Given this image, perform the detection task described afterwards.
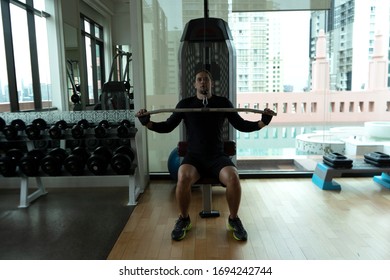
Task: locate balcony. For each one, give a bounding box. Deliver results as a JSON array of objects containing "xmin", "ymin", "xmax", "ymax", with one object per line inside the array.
[{"xmin": 237, "ymin": 89, "xmax": 390, "ymax": 124}]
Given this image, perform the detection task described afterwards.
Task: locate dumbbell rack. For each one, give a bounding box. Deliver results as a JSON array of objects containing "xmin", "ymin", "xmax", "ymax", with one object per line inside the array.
[{"xmin": 0, "ymin": 110, "xmax": 142, "ymax": 208}]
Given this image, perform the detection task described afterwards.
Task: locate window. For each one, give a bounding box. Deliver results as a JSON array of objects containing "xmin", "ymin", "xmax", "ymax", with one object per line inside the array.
[
  {"xmin": 140, "ymin": 1, "xmax": 390, "ymax": 175},
  {"xmin": 0, "ymin": 0, "xmax": 51, "ymax": 112},
  {"xmin": 80, "ymin": 14, "xmax": 105, "ymax": 105}
]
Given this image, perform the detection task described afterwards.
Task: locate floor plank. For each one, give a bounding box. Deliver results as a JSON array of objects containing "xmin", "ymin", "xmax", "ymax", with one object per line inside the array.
[{"xmin": 108, "ymin": 177, "xmax": 390, "ymax": 260}]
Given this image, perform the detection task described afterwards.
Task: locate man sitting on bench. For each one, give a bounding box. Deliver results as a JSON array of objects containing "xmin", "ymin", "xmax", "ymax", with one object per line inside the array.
[{"xmin": 136, "ymin": 69, "xmax": 274, "ymax": 241}]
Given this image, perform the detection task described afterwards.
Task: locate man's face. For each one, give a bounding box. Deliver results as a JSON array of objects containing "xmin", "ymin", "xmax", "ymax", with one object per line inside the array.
[{"xmin": 194, "ymin": 72, "xmax": 212, "ymax": 94}]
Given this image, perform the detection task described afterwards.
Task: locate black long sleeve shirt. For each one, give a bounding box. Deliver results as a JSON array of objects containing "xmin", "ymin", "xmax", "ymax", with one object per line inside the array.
[{"xmin": 150, "ymin": 95, "xmax": 261, "ymax": 156}]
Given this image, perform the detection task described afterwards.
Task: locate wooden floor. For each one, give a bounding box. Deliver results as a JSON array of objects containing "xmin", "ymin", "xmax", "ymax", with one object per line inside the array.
[{"xmin": 108, "ymin": 177, "xmax": 390, "ymax": 260}]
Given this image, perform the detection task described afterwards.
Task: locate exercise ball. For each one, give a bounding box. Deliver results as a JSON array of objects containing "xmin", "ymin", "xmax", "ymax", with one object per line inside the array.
[{"xmin": 167, "ymin": 147, "xmax": 181, "ymax": 180}]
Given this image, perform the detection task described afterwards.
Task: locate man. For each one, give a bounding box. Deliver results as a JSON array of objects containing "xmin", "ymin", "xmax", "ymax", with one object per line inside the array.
[{"xmin": 136, "ymin": 70, "xmax": 274, "ymax": 241}]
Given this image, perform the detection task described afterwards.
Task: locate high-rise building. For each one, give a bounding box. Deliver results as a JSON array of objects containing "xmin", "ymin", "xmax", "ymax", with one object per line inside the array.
[
  {"xmin": 229, "ymin": 12, "xmax": 283, "ymax": 93},
  {"xmin": 143, "ymin": 0, "xmax": 169, "ymax": 95},
  {"xmin": 309, "ymin": 0, "xmax": 390, "ymax": 91}
]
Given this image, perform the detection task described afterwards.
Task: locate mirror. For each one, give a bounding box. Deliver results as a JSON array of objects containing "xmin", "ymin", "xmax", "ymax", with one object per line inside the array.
[{"xmin": 94, "ymin": 45, "xmax": 134, "ymax": 111}]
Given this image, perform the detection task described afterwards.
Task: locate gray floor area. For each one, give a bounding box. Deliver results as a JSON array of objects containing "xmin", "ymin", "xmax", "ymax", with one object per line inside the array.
[{"xmin": 0, "ymin": 187, "xmax": 134, "ymax": 260}]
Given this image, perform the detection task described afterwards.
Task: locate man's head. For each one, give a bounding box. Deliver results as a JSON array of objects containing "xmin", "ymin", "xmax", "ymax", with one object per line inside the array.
[{"xmin": 194, "ymin": 69, "xmax": 213, "ymax": 97}]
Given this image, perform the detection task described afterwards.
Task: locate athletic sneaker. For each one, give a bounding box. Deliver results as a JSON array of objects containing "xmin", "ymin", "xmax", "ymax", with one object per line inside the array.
[
  {"xmin": 171, "ymin": 215, "xmax": 192, "ymax": 241},
  {"xmin": 227, "ymin": 216, "xmax": 248, "ymax": 241}
]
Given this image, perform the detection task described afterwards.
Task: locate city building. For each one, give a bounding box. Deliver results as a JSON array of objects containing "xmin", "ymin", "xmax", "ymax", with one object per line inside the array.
[{"xmin": 309, "ymin": 0, "xmax": 390, "ymax": 91}]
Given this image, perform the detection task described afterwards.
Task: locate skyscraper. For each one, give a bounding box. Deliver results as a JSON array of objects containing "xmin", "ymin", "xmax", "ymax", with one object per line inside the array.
[{"xmin": 309, "ymin": 0, "xmax": 390, "ymax": 91}]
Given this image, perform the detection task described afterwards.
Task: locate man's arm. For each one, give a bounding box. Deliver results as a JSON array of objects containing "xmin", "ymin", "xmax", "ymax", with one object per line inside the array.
[{"xmin": 136, "ymin": 109, "xmax": 183, "ymax": 133}]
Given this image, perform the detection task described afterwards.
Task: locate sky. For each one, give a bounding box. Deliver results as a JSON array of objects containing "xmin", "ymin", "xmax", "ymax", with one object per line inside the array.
[{"xmin": 278, "ymin": 12, "xmax": 311, "ymax": 90}]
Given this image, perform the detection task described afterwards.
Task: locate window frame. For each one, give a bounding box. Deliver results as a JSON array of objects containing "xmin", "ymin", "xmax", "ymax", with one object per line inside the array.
[
  {"xmin": 0, "ymin": 0, "xmax": 50, "ymax": 112},
  {"xmin": 80, "ymin": 13, "xmax": 105, "ymax": 106}
]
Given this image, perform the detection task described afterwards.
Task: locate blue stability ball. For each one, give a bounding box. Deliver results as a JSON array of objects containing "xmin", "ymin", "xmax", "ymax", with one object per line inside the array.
[{"xmin": 168, "ymin": 147, "xmax": 181, "ymax": 180}]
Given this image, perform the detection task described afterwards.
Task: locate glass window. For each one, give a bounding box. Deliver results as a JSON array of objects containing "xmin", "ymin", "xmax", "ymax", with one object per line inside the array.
[
  {"xmin": 0, "ymin": 3, "xmax": 10, "ymax": 111},
  {"xmin": 84, "ymin": 36, "xmax": 94, "ymax": 102},
  {"xmin": 80, "ymin": 14, "xmax": 105, "ymax": 105},
  {"xmin": 140, "ymin": 0, "xmax": 390, "ymax": 175},
  {"xmin": 35, "ymin": 14, "xmax": 51, "ymax": 104},
  {"xmin": 10, "ymin": 5, "xmax": 33, "ymax": 104},
  {"xmin": 0, "ymin": 0, "xmax": 51, "ymax": 112}
]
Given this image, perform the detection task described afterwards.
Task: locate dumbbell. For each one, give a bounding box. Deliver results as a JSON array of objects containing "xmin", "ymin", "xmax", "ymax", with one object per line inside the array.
[
  {"xmin": 85, "ymin": 138, "xmax": 100, "ymax": 150},
  {"xmin": 0, "ymin": 155, "xmax": 17, "ymax": 177},
  {"xmin": 71, "ymin": 92, "xmax": 81, "ymax": 104},
  {"xmin": 87, "ymin": 146, "xmax": 112, "ymax": 175},
  {"xmin": 63, "ymin": 146, "xmax": 90, "ymax": 175},
  {"xmin": 40, "ymin": 147, "xmax": 69, "ymax": 176},
  {"xmin": 110, "ymin": 145, "xmax": 135, "ymax": 175},
  {"xmin": 71, "ymin": 119, "xmax": 90, "ymax": 139},
  {"xmin": 49, "ymin": 120, "xmax": 68, "ymax": 139},
  {"xmin": 94, "ymin": 120, "xmax": 111, "ymax": 138},
  {"xmin": 25, "ymin": 118, "xmax": 47, "ymax": 140},
  {"xmin": 117, "ymin": 119, "xmax": 133, "ymax": 138},
  {"xmin": 6, "ymin": 148, "xmax": 24, "ymax": 163},
  {"xmin": 0, "ymin": 149, "xmax": 23, "ymax": 176},
  {"xmin": 2, "ymin": 119, "xmax": 26, "ymax": 140},
  {"xmin": 19, "ymin": 149, "xmax": 46, "ymax": 177}
]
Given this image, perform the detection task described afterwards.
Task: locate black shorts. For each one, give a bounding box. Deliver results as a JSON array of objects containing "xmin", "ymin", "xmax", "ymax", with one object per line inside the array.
[{"xmin": 181, "ymin": 153, "xmax": 235, "ymax": 179}]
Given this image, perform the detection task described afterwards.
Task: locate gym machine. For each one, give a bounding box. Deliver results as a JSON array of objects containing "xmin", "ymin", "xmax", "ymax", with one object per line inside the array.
[{"xmin": 179, "ymin": 1, "xmax": 235, "ymax": 218}]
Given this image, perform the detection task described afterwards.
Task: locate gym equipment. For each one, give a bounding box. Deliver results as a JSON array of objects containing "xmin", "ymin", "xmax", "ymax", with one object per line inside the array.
[
  {"xmin": 41, "ymin": 147, "xmax": 69, "ymax": 176},
  {"xmin": 1, "ymin": 149, "xmax": 23, "ymax": 176},
  {"xmin": 25, "ymin": 124, "xmax": 41, "ymax": 140},
  {"xmin": 117, "ymin": 119, "xmax": 133, "ymax": 138},
  {"xmin": 0, "ymin": 155, "xmax": 18, "ymax": 176},
  {"xmin": 19, "ymin": 149, "xmax": 46, "ymax": 177},
  {"xmin": 32, "ymin": 118, "xmax": 47, "ymax": 131},
  {"xmin": 6, "ymin": 148, "xmax": 24, "ymax": 160},
  {"xmin": 138, "ymin": 107, "xmax": 277, "ymax": 117},
  {"xmin": 67, "ymin": 59, "xmax": 82, "ymax": 109},
  {"xmin": 49, "ymin": 120, "xmax": 68, "ymax": 139},
  {"xmin": 11, "ymin": 119, "xmax": 26, "ymax": 130},
  {"xmin": 70, "ymin": 93, "xmax": 81, "ymax": 104},
  {"xmin": 167, "ymin": 147, "xmax": 181, "ymax": 180},
  {"xmin": 87, "ymin": 146, "xmax": 112, "ymax": 175},
  {"xmin": 71, "ymin": 119, "xmax": 90, "ymax": 139},
  {"xmin": 25, "ymin": 119, "xmax": 47, "ymax": 140},
  {"xmin": 98, "ymin": 50, "xmax": 133, "ymax": 110},
  {"xmin": 312, "ymin": 159, "xmax": 390, "ymax": 191},
  {"xmin": 110, "ymin": 145, "xmax": 135, "ymax": 175},
  {"xmin": 67, "ymin": 139, "xmax": 82, "ymax": 150},
  {"xmin": 2, "ymin": 125, "xmax": 18, "ymax": 140},
  {"xmin": 171, "ymin": 9, "xmax": 240, "ymax": 218},
  {"xmin": 180, "ymin": 7, "xmax": 237, "ymax": 142},
  {"xmin": 364, "ymin": 152, "xmax": 390, "ymax": 167},
  {"xmin": 85, "ymin": 138, "xmax": 100, "ymax": 150},
  {"xmin": 64, "ymin": 146, "xmax": 90, "ymax": 175},
  {"xmin": 2, "ymin": 119, "xmax": 26, "ymax": 140},
  {"xmin": 177, "ymin": 140, "xmax": 236, "ymax": 218},
  {"xmin": 101, "ymin": 138, "xmax": 119, "ymax": 151},
  {"xmin": 72, "ymin": 146, "xmax": 91, "ymax": 162},
  {"xmin": 94, "ymin": 120, "xmax": 110, "ymax": 138},
  {"xmin": 323, "ymin": 152, "xmax": 353, "ymax": 168}
]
